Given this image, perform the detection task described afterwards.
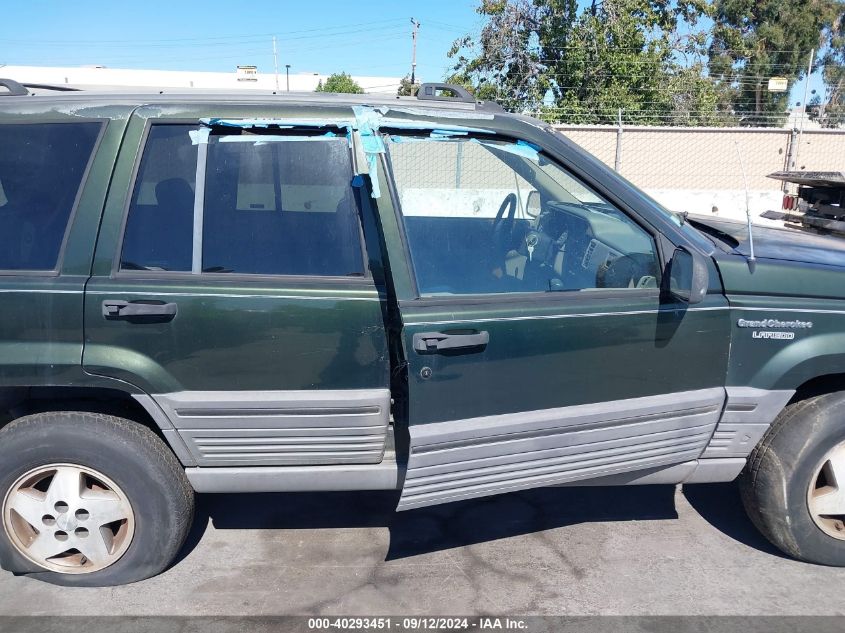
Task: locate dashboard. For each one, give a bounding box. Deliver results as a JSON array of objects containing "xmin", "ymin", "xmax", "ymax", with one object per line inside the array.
[{"xmin": 531, "ymin": 201, "xmax": 659, "ymax": 289}]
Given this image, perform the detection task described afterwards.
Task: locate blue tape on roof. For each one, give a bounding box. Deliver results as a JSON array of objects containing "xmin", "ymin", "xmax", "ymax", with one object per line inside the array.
[
  {"xmin": 195, "ymin": 109, "xmax": 507, "ymax": 198},
  {"xmin": 353, "ymin": 106, "xmax": 387, "ymax": 199},
  {"xmin": 387, "ymin": 133, "xmax": 469, "ymax": 144},
  {"xmin": 200, "ymin": 117, "xmax": 353, "ymax": 129},
  {"xmin": 431, "ymin": 129, "xmax": 469, "ymax": 138},
  {"xmin": 387, "ymin": 135, "xmax": 438, "ymax": 143},
  {"xmin": 215, "ymin": 131, "xmax": 340, "ymax": 144},
  {"xmin": 365, "ymin": 153, "xmax": 381, "ymax": 198},
  {"xmin": 518, "ymin": 139, "xmax": 541, "ymax": 152},
  {"xmin": 480, "ymin": 139, "xmax": 541, "ymax": 162},
  {"xmin": 351, "ymin": 106, "xmax": 381, "ymax": 134},
  {"xmin": 380, "ymin": 118, "xmax": 494, "ymax": 135},
  {"xmin": 188, "ymin": 128, "xmax": 211, "ymax": 145},
  {"xmin": 386, "ymin": 135, "xmax": 541, "ymax": 163}
]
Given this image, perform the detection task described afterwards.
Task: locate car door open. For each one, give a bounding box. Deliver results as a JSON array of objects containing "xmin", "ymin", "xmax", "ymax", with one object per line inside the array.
[{"xmin": 382, "ymin": 133, "xmax": 732, "ymax": 510}]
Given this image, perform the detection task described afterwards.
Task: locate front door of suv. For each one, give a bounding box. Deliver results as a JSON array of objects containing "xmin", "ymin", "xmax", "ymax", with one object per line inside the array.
[
  {"xmin": 382, "ymin": 134, "xmax": 731, "ymax": 510},
  {"xmin": 84, "ymin": 108, "xmax": 391, "ymax": 468}
]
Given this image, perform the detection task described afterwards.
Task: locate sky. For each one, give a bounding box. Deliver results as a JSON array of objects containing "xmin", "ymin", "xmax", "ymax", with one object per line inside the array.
[
  {"xmin": 0, "ymin": 0, "xmax": 481, "ymax": 82},
  {"xmin": 0, "ymin": 0, "xmax": 823, "ymax": 105}
]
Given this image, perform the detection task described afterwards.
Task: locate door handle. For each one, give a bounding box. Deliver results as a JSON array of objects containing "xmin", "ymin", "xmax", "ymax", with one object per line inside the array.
[
  {"xmin": 102, "ymin": 300, "xmax": 177, "ymax": 320},
  {"xmin": 413, "ymin": 330, "xmax": 489, "ymax": 353}
]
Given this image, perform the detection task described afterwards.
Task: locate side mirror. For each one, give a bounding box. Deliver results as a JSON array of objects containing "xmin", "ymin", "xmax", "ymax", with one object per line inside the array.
[
  {"xmin": 667, "ymin": 246, "xmax": 708, "ymax": 304},
  {"xmin": 526, "ymin": 190, "xmax": 541, "ymax": 218}
]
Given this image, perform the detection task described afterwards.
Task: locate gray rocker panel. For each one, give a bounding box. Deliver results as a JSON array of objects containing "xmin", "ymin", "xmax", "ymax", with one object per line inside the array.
[
  {"xmin": 397, "ymin": 387, "xmax": 726, "ymax": 510},
  {"xmin": 151, "ymin": 388, "xmax": 392, "ymax": 466},
  {"xmin": 556, "ymin": 456, "xmax": 746, "ymax": 486},
  {"xmin": 701, "ymin": 387, "xmax": 794, "ymax": 458},
  {"xmin": 186, "ymin": 453, "xmax": 403, "ymax": 492},
  {"xmin": 182, "ymin": 456, "xmax": 747, "ymax": 494}
]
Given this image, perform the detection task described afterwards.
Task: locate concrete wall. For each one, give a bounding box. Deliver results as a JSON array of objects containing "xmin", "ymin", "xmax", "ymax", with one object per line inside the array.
[{"xmin": 554, "ymin": 124, "xmax": 845, "ymax": 225}]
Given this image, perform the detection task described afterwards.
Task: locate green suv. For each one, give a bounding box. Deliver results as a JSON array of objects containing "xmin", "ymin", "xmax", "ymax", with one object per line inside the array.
[{"xmin": 1, "ymin": 78, "xmax": 845, "ymax": 586}]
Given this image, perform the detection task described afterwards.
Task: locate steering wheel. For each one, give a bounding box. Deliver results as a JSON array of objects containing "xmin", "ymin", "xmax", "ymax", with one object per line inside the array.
[
  {"xmin": 597, "ymin": 254, "xmax": 640, "ymax": 288},
  {"xmin": 491, "ymin": 193, "xmax": 518, "ymax": 257}
]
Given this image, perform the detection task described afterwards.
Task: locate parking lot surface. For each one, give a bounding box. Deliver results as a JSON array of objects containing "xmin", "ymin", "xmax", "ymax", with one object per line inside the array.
[{"xmin": 1, "ymin": 483, "xmax": 844, "ymax": 616}]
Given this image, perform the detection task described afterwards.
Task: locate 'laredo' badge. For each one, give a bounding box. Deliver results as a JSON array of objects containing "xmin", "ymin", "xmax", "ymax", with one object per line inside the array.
[{"xmin": 752, "ymin": 331, "xmax": 795, "ymax": 340}]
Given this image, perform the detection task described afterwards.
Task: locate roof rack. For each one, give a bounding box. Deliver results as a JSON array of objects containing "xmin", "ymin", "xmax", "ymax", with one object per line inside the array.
[
  {"xmin": 415, "ymin": 82, "xmax": 503, "ymax": 113},
  {"xmin": 0, "ymin": 79, "xmax": 28, "ymax": 96},
  {"xmin": 416, "ymin": 83, "xmax": 475, "ymax": 103}
]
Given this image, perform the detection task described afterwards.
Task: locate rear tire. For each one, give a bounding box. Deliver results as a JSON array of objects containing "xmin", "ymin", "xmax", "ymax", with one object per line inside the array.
[
  {"xmin": 740, "ymin": 392, "xmax": 845, "ymax": 566},
  {"xmin": 0, "ymin": 411, "xmax": 194, "ymax": 586}
]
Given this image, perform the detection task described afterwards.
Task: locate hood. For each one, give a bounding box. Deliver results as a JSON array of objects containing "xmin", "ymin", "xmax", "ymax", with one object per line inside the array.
[{"xmin": 688, "ymin": 214, "xmax": 845, "ymax": 268}]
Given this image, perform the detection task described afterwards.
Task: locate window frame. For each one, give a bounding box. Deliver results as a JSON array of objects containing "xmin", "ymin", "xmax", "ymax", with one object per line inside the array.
[
  {"xmin": 0, "ymin": 119, "xmax": 107, "ymax": 277},
  {"xmin": 382, "ymin": 131, "xmax": 668, "ymax": 304},
  {"xmin": 113, "ymin": 120, "xmax": 372, "ymax": 284}
]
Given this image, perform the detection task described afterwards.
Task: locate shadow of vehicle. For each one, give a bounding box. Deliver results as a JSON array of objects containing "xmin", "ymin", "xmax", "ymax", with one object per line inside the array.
[
  {"xmin": 682, "ymin": 481, "xmax": 787, "ymax": 559},
  {"xmin": 176, "ymin": 485, "xmax": 682, "ymax": 564}
]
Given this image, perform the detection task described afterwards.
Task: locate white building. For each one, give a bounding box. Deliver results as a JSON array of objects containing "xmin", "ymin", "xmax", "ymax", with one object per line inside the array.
[{"xmin": 0, "ymin": 65, "xmax": 402, "ymax": 94}]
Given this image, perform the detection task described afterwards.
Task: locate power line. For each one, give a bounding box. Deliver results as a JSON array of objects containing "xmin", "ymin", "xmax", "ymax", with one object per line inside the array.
[
  {"xmin": 0, "ymin": 18, "xmax": 412, "ymax": 46},
  {"xmin": 8, "ymin": 33, "xmax": 413, "ymax": 66},
  {"xmin": 1, "ymin": 28, "xmax": 413, "ymax": 51}
]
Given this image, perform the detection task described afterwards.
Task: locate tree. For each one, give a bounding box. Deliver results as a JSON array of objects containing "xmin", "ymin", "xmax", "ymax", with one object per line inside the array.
[
  {"xmin": 708, "ymin": 0, "xmax": 839, "ymax": 126},
  {"xmin": 315, "ymin": 72, "xmax": 364, "ymax": 94},
  {"xmin": 446, "ymin": 0, "xmax": 549, "ymax": 112},
  {"xmin": 814, "ymin": 8, "xmax": 845, "ymax": 127},
  {"xmin": 540, "ymin": 0, "xmax": 689, "ymax": 124},
  {"xmin": 449, "ymin": 0, "xmax": 845, "ymax": 126},
  {"xmin": 447, "ymin": 0, "xmax": 725, "ymax": 124},
  {"xmin": 397, "ymin": 75, "xmax": 420, "ymax": 96}
]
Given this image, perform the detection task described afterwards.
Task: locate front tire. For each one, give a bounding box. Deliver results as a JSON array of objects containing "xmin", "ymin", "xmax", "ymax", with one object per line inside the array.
[
  {"xmin": 740, "ymin": 392, "xmax": 845, "ymax": 566},
  {"xmin": 0, "ymin": 411, "xmax": 194, "ymax": 586}
]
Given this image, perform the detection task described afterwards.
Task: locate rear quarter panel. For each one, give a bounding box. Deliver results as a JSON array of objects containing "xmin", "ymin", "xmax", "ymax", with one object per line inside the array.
[{"xmin": 0, "ymin": 102, "xmax": 133, "ymax": 388}]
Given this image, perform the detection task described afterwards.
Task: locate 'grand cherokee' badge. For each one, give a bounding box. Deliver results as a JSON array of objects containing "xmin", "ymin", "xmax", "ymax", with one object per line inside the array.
[
  {"xmin": 737, "ymin": 318, "xmax": 813, "ymax": 329},
  {"xmin": 737, "ymin": 317, "xmax": 813, "ymax": 341}
]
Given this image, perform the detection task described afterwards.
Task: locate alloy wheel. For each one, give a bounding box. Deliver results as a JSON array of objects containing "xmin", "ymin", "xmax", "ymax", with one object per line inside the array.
[
  {"xmin": 2, "ymin": 464, "xmax": 135, "ymax": 573},
  {"xmin": 808, "ymin": 443, "xmax": 845, "ymax": 540}
]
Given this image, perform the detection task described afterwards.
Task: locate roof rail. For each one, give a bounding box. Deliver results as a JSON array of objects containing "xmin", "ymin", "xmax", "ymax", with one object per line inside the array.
[
  {"xmin": 0, "ymin": 79, "xmax": 28, "ymax": 96},
  {"xmin": 416, "ymin": 83, "xmax": 475, "ymax": 104},
  {"xmin": 23, "ymin": 83, "xmax": 81, "ymax": 92}
]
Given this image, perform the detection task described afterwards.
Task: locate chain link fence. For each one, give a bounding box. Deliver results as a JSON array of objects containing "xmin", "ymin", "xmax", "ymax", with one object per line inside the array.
[
  {"xmin": 385, "ymin": 126, "xmax": 845, "ymax": 225},
  {"xmin": 554, "ymin": 125, "xmax": 845, "ymax": 223}
]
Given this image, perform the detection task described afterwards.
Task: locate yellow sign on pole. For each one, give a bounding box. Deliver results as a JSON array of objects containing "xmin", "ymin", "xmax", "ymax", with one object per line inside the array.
[{"xmin": 768, "ymin": 77, "xmax": 789, "ymax": 92}]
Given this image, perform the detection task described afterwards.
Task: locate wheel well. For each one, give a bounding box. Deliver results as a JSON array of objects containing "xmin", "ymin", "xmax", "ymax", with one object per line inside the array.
[
  {"xmin": 0, "ymin": 386, "xmax": 166, "ymax": 441},
  {"xmin": 791, "ymin": 373, "xmax": 845, "ymax": 404}
]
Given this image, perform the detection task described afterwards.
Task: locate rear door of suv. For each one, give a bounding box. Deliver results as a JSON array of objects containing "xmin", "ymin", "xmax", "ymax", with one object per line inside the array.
[{"xmin": 83, "ymin": 105, "xmax": 391, "ymax": 468}]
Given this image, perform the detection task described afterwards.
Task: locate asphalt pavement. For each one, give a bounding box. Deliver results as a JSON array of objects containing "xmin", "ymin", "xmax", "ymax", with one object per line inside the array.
[{"xmin": 1, "ymin": 482, "xmax": 844, "ymax": 616}]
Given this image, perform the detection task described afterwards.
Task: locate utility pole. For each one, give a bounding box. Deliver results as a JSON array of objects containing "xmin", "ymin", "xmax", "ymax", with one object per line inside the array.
[
  {"xmin": 793, "ymin": 47, "xmax": 815, "ymax": 171},
  {"xmin": 410, "ymin": 18, "xmax": 420, "ymax": 85},
  {"xmin": 272, "ymin": 36, "xmax": 280, "ymax": 91},
  {"xmin": 285, "ymin": 64, "xmax": 291, "ymax": 92}
]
